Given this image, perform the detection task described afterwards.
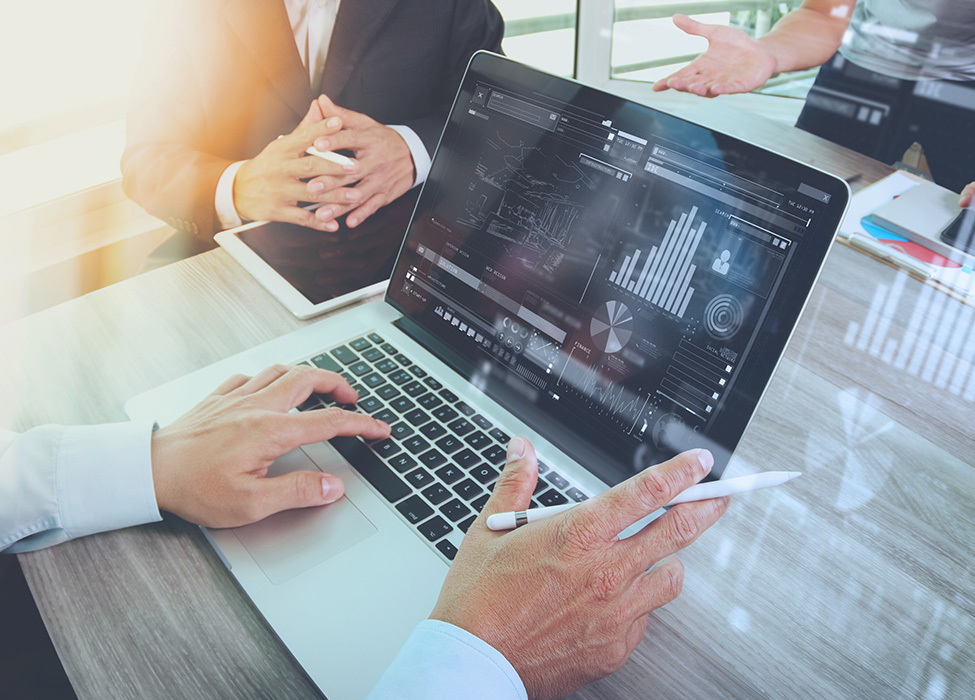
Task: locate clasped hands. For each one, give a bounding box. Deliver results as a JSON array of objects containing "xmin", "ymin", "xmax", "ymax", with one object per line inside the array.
[
  {"xmin": 233, "ymin": 95, "xmax": 416, "ymax": 232},
  {"xmin": 151, "ymin": 363, "xmax": 729, "ymax": 697}
]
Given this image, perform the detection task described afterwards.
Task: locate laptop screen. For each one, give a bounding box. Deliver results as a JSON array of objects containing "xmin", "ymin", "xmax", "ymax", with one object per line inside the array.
[{"xmin": 388, "ymin": 53, "xmax": 848, "ymax": 485}]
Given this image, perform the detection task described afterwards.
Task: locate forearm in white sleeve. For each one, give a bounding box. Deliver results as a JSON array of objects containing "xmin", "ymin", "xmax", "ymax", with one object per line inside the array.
[
  {"xmin": 366, "ymin": 619, "xmax": 527, "ymax": 700},
  {"xmin": 214, "ymin": 160, "xmax": 248, "ymax": 230},
  {"xmin": 0, "ymin": 422, "xmax": 162, "ymax": 553},
  {"xmin": 388, "ymin": 125, "xmax": 432, "ymax": 188}
]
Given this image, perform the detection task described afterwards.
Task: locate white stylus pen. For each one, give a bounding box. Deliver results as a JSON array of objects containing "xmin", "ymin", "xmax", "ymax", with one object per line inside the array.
[{"xmin": 485, "ymin": 471, "xmax": 802, "ymax": 531}]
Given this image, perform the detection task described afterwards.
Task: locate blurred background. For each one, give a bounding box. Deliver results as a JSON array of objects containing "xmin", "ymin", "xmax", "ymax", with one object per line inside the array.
[{"xmin": 0, "ymin": 0, "xmax": 810, "ymax": 324}]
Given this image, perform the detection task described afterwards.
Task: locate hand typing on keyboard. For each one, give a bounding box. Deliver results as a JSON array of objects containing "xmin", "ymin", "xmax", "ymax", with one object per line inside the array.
[
  {"xmin": 429, "ymin": 437, "xmax": 730, "ymax": 700},
  {"xmin": 150, "ymin": 364, "xmax": 390, "ymax": 528}
]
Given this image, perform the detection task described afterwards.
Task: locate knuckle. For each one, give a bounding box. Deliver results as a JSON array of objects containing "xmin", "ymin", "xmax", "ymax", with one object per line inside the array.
[
  {"xmin": 588, "ymin": 563, "xmax": 627, "ymax": 603},
  {"xmin": 634, "ymin": 469, "xmax": 674, "ymax": 507},
  {"xmin": 667, "ymin": 506, "xmax": 702, "ymax": 548},
  {"xmin": 660, "ymin": 560, "xmax": 685, "ymax": 601},
  {"xmin": 552, "ymin": 515, "xmax": 601, "ymax": 559}
]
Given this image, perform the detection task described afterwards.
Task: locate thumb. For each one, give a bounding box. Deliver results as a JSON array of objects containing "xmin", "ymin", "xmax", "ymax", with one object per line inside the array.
[
  {"xmin": 298, "ymin": 99, "xmax": 325, "ymax": 128},
  {"xmin": 483, "ymin": 437, "xmax": 538, "ymax": 515},
  {"xmin": 672, "ymin": 13, "xmax": 714, "ymax": 39},
  {"xmin": 257, "ymin": 470, "xmax": 346, "ymax": 518},
  {"xmin": 959, "ymin": 182, "xmax": 975, "ymax": 208}
]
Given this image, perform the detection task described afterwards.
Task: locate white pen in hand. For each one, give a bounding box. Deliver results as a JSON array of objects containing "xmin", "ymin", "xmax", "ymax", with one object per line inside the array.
[{"xmin": 485, "ymin": 471, "xmax": 802, "ymax": 531}]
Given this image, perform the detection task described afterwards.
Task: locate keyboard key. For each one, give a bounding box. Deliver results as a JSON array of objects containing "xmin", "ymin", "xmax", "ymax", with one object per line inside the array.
[
  {"xmin": 439, "ymin": 388, "xmax": 459, "ymax": 403},
  {"xmin": 471, "ymin": 494, "xmax": 490, "ymax": 512},
  {"xmin": 373, "ymin": 439, "xmax": 401, "ymax": 459},
  {"xmin": 464, "ymin": 431, "xmax": 491, "ymax": 450},
  {"xmin": 388, "ymin": 453, "xmax": 418, "ymax": 473},
  {"xmin": 404, "ymin": 408, "xmax": 430, "ymax": 426},
  {"xmin": 547, "ymin": 471, "xmax": 570, "ymax": 490},
  {"xmin": 434, "ymin": 464, "xmax": 464, "ymax": 484},
  {"xmin": 455, "ymin": 401, "xmax": 476, "ymax": 416},
  {"xmin": 567, "ymin": 487, "xmax": 589, "ymax": 502},
  {"xmin": 368, "ymin": 332, "xmax": 385, "ymax": 344},
  {"xmin": 362, "ymin": 372, "xmax": 386, "ymax": 388},
  {"xmin": 389, "ymin": 396, "xmax": 416, "ymax": 414},
  {"xmin": 422, "ymin": 483, "xmax": 451, "ymax": 505},
  {"xmin": 376, "ymin": 384, "xmax": 400, "ymax": 401},
  {"xmin": 374, "ymin": 408, "xmax": 398, "ymax": 425},
  {"xmin": 419, "ymin": 449, "xmax": 448, "ymax": 469},
  {"xmin": 447, "ymin": 418, "xmax": 474, "ymax": 436},
  {"xmin": 390, "ymin": 422, "xmax": 415, "ymax": 440},
  {"xmin": 439, "ymin": 499, "xmax": 472, "ymax": 522},
  {"xmin": 396, "ymin": 495, "xmax": 433, "ymax": 524},
  {"xmin": 404, "ymin": 467, "xmax": 435, "ymax": 488},
  {"xmin": 408, "ymin": 365, "xmax": 427, "ymax": 378},
  {"xmin": 376, "ymin": 359, "xmax": 398, "ymax": 374},
  {"xmin": 340, "ymin": 372, "xmax": 356, "ymax": 385},
  {"xmin": 403, "ymin": 436, "xmax": 431, "ymax": 455},
  {"xmin": 470, "ymin": 464, "xmax": 498, "ymax": 484},
  {"xmin": 488, "ymin": 428, "xmax": 510, "ymax": 444},
  {"xmin": 389, "ymin": 369, "xmax": 412, "ymax": 385},
  {"xmin": 418, "ymin": 516, "xmax": 451, "ymax": 542},
  {"xmin": 417, "ymin": 392, "xmax": 443, "ymax": 410},
  {"xmin": 532, "ymin": 478, "xmax": 549, "ymax": 495},
  {"xmin": 349, "ymin": 361, "xmax": 371, "ymax": 377},
  {"xmin": 453, "ymin": 448, "xmax": 480, "ymax": 469},
  {"xmin": 420, "ymin": 422, "xmax": 447, "ymax": 440},
  {"xmin": 452, "ymin": 479, "xmax": 482, "ymax": 502},
  {"xmin": 433, "ymin": 406, "xmax": 459, "ymax": 423},
  {"xmin": 380, "ymin": 343, "xmax": 398, "ymax": 355},
  {"xmin": 311, "ymin": 353, "xmax": 342, "ymax": 372},
  {"xmin": 481, "ymin": 444, "xmax": 506, "ymax": 465},
  {"xmin": 435, "ymin": 539, "xmax": 458, "ymax": 561},
  {"xmin": 350, "ymin": 337, "xmax": 372, "ymax": 351},
  {"xmin": 402, "ymin": 381, "xmax": 426, "ymax": 397},
  {"xmin": 331, "ymin": 346, "xmax": 358, "ymax": 365},
  {"xmin": 362, "ymin": 347, "xmax": 384, "ymax": 362},
  {"xmin": 458, "ymin": 515, "xmax": 477, "ymax": 533},
  {"xmin": 423, "ymin": 377, "xmax": 443, "ymax": 391},
  {"xmin": 539, "ymin": 489, "xmax": 569, "ymax": 506},
  {"xmin": 471, "ymin": 414, "xmax": 493, "ymax": 430},
  {"xmin": 394, "ymin": 353, "xmax": 413, "ymax": 366},
  {"xmin": 297, "ymin": 396, "xmax": 322, "ymax": 412},
  {"xmin": 330, "ymin": 436, "xmax": 409, "ymax": 503},
  {"xmin": 434, "ymin": 435, "xmax": 464, "ymax": 454},
  {"xmin": 537, "ymin": 461, "xmax": 550, "ymax": 475},
  {"xmin": 358, "ymin": 396, "xmax": 383, "ymax": 413}
]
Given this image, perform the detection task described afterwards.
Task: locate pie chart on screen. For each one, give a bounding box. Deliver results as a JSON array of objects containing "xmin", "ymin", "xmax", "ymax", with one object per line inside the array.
[{"xmin": 590, "ymin": 300, "xmax": 632, "ymax": 354}]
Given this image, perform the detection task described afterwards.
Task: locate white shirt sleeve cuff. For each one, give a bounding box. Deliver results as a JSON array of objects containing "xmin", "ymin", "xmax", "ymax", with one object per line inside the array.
[
  {"xmin": 58, "ymin": 421, "xmax": 162, "ymax": 540},
  {"xmin": 215, "ymin": 160, "xmax": 247, "ymax": 230},
  {"xmin": 366, "ymin": 619, "xmax": 527, "ymax": 700},
  {"xmin": 388, "ymin": 125, "xmax": 432, "ymax": 188}
]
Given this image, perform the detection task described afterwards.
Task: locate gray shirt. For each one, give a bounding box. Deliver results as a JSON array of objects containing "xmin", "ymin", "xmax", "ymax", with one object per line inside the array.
[{"xmin": 840, "ymin": 0, "xmax": 975, "ymax": 80}]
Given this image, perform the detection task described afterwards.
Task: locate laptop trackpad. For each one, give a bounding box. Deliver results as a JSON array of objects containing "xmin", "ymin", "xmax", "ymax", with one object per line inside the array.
[{"xmin": 231, "ymin": 448, "xmax": 378, "ymax": 585}]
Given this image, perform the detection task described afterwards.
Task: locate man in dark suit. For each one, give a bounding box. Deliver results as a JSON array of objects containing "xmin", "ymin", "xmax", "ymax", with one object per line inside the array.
[{"xmin": 122, "ymin": 0, "xmax": 503, "ymax": 288}]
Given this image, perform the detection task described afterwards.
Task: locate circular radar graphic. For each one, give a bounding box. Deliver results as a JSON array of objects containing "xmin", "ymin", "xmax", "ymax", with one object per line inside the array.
[
  {"xmin": 704, "ymin": 294, "xmax": 744, "ymax": 340},
  {"xmin": 590, "ymin": 300, "xmax": 633, "ymax": 354}
]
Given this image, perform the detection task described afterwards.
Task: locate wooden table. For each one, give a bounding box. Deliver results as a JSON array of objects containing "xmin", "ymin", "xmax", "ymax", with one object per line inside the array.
[{"xmin": 3, "ymin": 102, "xmax": 973, "ymax": 699}]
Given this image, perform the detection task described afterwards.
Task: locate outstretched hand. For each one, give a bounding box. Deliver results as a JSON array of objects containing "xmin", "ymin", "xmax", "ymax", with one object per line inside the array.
[
  {"xmin": 431, "ymin": 437, "xmax": 729, "ymax": 699},
  {"xmin": 652, "ymin": 14, "xmax": 777, "ymax": 97},
  {"xmin": 150, "ymin": 365, "xmax": 391, "ymax": 528}
]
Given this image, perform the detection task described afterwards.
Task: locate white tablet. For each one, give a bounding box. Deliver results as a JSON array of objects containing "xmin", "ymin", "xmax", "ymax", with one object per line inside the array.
[{"xmin": 215, "ymin": 220, "xmax": 388, "ymax": 320}]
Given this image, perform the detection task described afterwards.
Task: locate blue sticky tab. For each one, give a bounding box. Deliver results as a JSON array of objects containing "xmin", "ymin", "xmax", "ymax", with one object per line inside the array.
[{"xmin": 860, "ymin": 217, "xmax": 908, "ymax": 242}]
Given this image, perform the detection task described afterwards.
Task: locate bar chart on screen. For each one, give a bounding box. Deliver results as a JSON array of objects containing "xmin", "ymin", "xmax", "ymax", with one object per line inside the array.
[{"xmin": 609, "ymin": 206, "xmax": 707, "ymax": 318}]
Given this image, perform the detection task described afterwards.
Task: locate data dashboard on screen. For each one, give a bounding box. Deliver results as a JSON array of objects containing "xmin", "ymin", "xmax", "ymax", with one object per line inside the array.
[{"xmin": 389, "ymin": 56, "xmax": 845, "ymax": 484}]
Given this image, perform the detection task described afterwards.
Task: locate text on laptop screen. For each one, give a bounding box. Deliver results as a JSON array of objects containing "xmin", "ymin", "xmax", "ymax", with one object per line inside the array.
[{"xmin": 389, "ymin": 54, "xmax": 847, "ymax": 485}]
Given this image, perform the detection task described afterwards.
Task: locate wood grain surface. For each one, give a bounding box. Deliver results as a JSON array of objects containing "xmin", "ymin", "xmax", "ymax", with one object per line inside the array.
[{"xmin": 3, "ymin": 101, "xmax": 973, "ymax": 699}]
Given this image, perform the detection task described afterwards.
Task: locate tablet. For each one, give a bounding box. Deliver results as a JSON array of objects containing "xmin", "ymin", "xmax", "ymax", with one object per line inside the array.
[{"xmin": 215, "ymin": 220, "xmax": 388, "ymax": 320}]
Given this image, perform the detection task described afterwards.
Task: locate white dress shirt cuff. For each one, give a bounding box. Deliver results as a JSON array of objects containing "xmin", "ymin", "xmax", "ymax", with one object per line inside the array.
[
  {"xmin": 366, "ymin": 619, "xmax": 527, "ymax": 700},
  {"xmin": 58, "ymin": 421, "xmax": 162, "ymax": 540},
  {"xmin": 388, "ymin": 125, "xmax": 432, "ymax": 188},
  {"xmin": 215, "ymin": 160, "xmax": 247, "ymax": 230}
]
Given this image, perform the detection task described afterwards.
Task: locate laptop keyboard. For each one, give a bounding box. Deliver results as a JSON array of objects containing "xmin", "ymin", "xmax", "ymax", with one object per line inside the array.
[{"xmin": 297, "ymin": 332, "xmax": 590, "ymax": 563}]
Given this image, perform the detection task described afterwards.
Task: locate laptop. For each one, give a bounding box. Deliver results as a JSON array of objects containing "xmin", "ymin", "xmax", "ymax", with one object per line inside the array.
[{"xmin": 125, "ymin": 52, "xmax": 849, "ymax": 699}]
